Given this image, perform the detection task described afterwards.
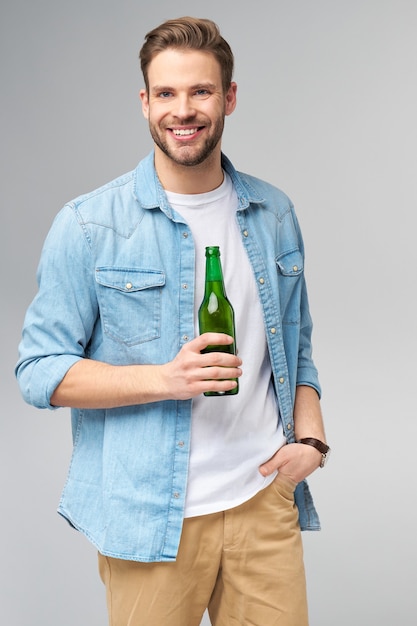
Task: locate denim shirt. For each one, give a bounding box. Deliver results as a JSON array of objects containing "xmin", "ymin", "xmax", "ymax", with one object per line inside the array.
[{"xmin": 16, "ymin": 151, "xmax": 322, "ymax": 562}]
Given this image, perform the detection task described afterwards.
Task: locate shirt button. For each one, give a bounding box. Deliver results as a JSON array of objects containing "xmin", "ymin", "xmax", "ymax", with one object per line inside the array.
[
  {"xmin": 279, "ymin": 377, "xmax": 285, "ymax": 384},
  {"xmin": 173, "ymin": 492, "xmax": 180, "ymax": 499},
  {"xmin": 178, "ymin": 441, "xmax": 185, "ymax": 448},
  {"xmin": 126, "ymin": 282, "xmax": 132, "ymax": 290},
  {"xmin": 270, "ymin": 327, "xmax": 276, "ymax": 334},
  {"xmin": 293, "ymin": 265, "xmax": 298, "ymax": 272},
  {"xmin": 259, "ymin": 277, "xmax": 265, "ymax": 284},
  {"xmin": 243, "ymin": 230, "xmax": 249, "ymax": 237},
  {"xmin": 182, "ymin": 335, "xmax": 189, "ymax": 342},
  {"xmin": 183, "ymin": 232, "xmax": 189, "ymax": 238},
  {"xmin": 182, "ymin": 284, "xmax": 188, "ymax": 290},
  {"xmin": 287, "ymin": 424, "xmax": 292, "ymax": 431}
]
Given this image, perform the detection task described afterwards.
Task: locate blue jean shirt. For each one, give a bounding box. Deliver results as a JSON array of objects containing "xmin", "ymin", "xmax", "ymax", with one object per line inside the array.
[{"xmin": 16, "ymin": 151, "xmax": 322, "ymax": 562}]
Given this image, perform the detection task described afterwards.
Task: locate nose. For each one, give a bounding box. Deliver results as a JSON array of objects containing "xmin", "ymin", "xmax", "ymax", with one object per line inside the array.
[{"xmin": 173, "ymin": 93, "xmax": 196, "ymax": 120}]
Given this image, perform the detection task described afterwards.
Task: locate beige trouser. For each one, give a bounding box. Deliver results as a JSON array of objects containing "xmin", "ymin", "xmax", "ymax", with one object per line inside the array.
[{"xmin": 98, "ymin": 474, "xmax": 309, "ymax": 626}]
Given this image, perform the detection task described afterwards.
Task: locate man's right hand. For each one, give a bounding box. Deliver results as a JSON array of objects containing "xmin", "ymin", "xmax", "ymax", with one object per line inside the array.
[
  {"xmin": 160, "ymin": 333, "xmax": 242, "ymax": 400},
  {"xmin": 51, "ymin": 333, "xmax": 242, "ymax": 409}
]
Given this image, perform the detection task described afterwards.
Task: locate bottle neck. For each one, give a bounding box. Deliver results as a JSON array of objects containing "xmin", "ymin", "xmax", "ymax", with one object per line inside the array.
[{"xmin": 204, "ymin": 254, "xmax": 226, "ymax": 296}]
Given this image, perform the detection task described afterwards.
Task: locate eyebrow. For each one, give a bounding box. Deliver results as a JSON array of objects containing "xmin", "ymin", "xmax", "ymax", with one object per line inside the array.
[{"xmin": 151, "ymin": 82, "xmax": 217, "ymax": 94}]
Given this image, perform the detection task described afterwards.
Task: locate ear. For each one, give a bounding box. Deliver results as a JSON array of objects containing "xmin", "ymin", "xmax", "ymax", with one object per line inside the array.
[
  {"xmin": 139, "ymin": 89, "xmax": 149, "ymax": 119},
  {"xmin": 225, "ymin": 82, "xmax": 237, "ymax": 116}
]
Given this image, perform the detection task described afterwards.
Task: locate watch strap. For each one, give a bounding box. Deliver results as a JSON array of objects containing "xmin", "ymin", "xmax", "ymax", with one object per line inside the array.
[
  {"xmin": 297, "ymin": 437, "xmax": 330, "ymax": 468},
  {"xmin": 297, "ymin": 437, "xmax": 329, "ymax": 455}
]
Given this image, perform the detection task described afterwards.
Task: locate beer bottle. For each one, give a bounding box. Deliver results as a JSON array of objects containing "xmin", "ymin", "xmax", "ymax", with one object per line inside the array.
[{"xmin": 198, "ymin": 246, "xmax": 238, "ymax": 396}]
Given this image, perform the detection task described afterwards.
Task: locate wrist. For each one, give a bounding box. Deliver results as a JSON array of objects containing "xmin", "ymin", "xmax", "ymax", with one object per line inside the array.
[{"xmin": 297, "ymin": 437, "xmax": 331, "ymax": 468}]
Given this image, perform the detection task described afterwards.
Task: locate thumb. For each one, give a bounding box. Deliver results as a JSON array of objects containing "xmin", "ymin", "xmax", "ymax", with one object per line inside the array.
[{"xmin": 259, "ymin": 457, "xmax": 278, "ymax": 477}]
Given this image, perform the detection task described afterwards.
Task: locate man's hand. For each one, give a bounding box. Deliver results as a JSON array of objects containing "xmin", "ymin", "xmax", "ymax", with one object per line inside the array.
[
  {"xmin": 259, "ymin": 442, "xmax": 322, "ymax": 484},
  {"xmin": 259, "ymin": 384, "xmax": 326, "ymax": 483},
  {"xmin": 51, "ymin": 333, "xmax": 242, "ymax": 409},
  {"xmin": 160, "ymin": 333, "xmax": 242, "ymax": 400}
]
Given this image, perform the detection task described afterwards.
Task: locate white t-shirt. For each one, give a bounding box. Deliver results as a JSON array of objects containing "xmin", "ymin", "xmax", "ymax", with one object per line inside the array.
[{"xmin": 166, "ymin": 173, "xmax": 286, "ymax": 517}]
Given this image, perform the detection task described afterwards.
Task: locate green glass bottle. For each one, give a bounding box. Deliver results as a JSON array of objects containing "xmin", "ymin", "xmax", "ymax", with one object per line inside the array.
[{"xmin": 198, "ymin": 246, "xmax": 238, "ymax": 396}]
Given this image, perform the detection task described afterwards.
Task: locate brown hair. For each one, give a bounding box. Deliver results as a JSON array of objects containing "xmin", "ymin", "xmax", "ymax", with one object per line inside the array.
[{"xmin": 139, "ymin": 16, "xmax": 234, "ymax": 94}]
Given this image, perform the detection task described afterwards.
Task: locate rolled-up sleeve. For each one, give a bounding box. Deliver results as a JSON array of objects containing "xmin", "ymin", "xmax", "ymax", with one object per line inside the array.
[
  {"xmin": 296, "ymin": 274, "xmax": 321, "ymax": 397},
  {"xmin": 15, "ymin": 204, "xmax": 98, "ymax": 409},
  {"xmin": 291, "ymin": 209, "xmax": 321, "ymax": 397}
]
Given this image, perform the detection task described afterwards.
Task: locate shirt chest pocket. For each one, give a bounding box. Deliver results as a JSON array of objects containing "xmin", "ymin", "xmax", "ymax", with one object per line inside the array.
[
  {"xmin": 275, "ymin": 249, "xmax": 304, "ymax": 324},
  {"xmin": 95, "ymin": 267, "xmax": 165, "ymax": 346}
]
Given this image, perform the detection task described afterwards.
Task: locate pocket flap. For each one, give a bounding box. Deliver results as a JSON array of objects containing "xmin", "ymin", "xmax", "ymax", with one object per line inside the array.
[
  {"xmin": 95, "ymin": 267, "xmax": 165, "ymax": 292},
  {"xmin": 275, "ymin": 250, "xmax": 303, "ymax": 276}
]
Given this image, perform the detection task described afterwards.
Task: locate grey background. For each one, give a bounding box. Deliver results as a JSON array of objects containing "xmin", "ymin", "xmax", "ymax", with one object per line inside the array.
[{"xmin": 1, "ymin": 0, "xmax": 416, "ymax": 624}]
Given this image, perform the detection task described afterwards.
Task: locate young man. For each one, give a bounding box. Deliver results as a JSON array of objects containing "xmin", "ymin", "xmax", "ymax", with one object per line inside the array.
[{"xmin": 16, "ymin": 16, "xmax": 329, "ymax": 626}]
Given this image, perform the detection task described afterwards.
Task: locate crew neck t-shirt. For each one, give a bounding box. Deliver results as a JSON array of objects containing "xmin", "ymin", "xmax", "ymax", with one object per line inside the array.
[{"xmin": 165, "ymin": 173, "xmax": 286, "ymax": 517}]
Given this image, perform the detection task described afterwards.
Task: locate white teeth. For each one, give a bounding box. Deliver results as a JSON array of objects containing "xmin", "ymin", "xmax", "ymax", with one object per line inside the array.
[{"xmin": 172, "ymin": 128, "xmax": 198, "ymax": 136}]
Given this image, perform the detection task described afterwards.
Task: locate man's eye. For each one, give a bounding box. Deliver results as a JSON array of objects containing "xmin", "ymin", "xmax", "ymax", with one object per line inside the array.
[
  {"xmin": 195, "ymin": 89, "xmax": 209, "ymax": 96},
  {"xmin": 158, "ymin": 92, "xmax": 172, "ymax": 98}
]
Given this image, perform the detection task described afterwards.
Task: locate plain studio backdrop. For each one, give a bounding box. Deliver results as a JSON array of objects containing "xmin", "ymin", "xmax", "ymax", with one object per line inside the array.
[{"xmin": 1, "ymin": 1, "xmax": 415, "ymax": 624}]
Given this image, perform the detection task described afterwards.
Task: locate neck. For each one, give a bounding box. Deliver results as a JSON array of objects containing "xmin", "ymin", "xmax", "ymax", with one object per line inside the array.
[{"xmin": 154, "ymin": 146, "xmax": 224, "ymax": 194}]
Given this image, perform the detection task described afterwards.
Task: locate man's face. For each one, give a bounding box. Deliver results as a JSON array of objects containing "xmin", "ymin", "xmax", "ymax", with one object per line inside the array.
[{"xmin": 140, "ymin": 48, "xmax": 236, "ymax": 168}]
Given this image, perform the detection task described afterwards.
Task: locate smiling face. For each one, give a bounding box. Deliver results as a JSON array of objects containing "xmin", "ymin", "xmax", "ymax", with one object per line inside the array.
[{"xmin": 140, "ymin": 48, "xmax": 237, "ymax": 182}]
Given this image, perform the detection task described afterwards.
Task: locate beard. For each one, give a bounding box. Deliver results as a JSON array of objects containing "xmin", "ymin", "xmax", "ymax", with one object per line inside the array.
[{"xmin": 148, "ymin": 115, "xmax": 225, "ymax": 167}]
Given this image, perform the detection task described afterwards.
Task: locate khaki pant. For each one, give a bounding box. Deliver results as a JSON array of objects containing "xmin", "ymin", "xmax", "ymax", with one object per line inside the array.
[{"xmin": 98, "ymin": 474, "xmax": 308, "ymax": 626}]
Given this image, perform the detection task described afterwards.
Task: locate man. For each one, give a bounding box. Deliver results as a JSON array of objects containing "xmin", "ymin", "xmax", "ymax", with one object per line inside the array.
[{"xmin": 16, "ymin": 16, "xmax": 329, "ymax": 626}]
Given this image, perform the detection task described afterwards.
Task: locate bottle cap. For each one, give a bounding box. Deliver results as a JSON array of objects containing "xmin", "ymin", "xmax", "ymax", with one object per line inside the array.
[{"xmin": 205, "ymin": 246, "xmax": 220, "ymax": 256}]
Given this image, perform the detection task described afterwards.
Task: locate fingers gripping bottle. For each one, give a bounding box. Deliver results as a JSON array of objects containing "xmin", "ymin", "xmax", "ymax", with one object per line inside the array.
[{"xmin": 198, "ymin": 246, "xmax": 238, "ymax": 396}]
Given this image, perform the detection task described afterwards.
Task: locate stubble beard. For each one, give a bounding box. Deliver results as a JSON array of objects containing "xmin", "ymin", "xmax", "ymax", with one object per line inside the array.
[{"xmin": 149, "ymin": 116, "xmax": 225, "ymax": 167}]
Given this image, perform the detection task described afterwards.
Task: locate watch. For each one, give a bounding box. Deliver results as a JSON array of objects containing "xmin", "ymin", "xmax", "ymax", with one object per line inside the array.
[{"xmin": 297, "ymin": 437, "xmax": 330, "ymax": 468}]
